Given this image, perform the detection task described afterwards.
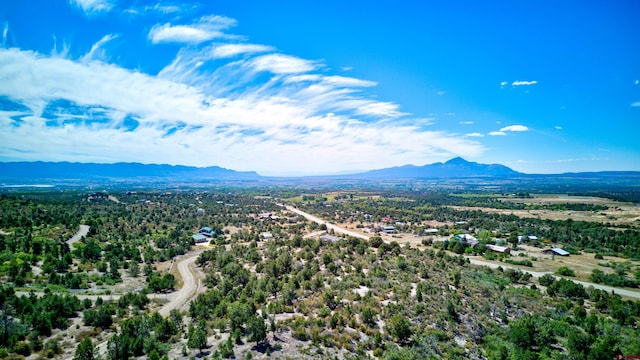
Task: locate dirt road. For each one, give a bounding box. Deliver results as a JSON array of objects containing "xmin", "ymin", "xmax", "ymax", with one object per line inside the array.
[
  {"xmin": 284, "ymin": 204, "xmax": 640, "ymax": 300},
  {"xmin": 467, "ymin": 258, "xmax": 640, "ymax": 299},
  {"xmin": 158, "ymin": 252, "xmax": 202, "ymax": 316},
  {"xmin": 92, "ymin": 250, "xmax": 204, "ymax": 359},
  {"xmin": 283, "ymin": 205, "xmax": 369, "ymax": 240},
  {"xmin": 66, "ymin": 224, "xmax": 90, "ymax": 249}
]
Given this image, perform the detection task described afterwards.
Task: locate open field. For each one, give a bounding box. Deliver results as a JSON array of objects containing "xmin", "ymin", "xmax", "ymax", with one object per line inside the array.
[{"xmin": 452, "ymin": 194, "xmax": 640, "ymax": 227}]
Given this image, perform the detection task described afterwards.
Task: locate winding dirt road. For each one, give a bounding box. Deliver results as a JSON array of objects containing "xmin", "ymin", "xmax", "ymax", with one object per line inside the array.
[
  {"xmin": 92, "ymin": 249, "xmax": 204, "ymax": 359},
  {"xmin": 158, "ymin": 251, "xmax": 203, "ymax": 316},
  {"xmin": 283, "ymin": 204, "xmax": 640, "ymax": 300},
  {"xmin": 66, "ymin": 224, "xmax": 90, "ymax": 248}
]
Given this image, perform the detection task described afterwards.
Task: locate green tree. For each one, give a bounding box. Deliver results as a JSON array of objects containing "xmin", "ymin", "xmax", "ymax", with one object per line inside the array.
[
  {"xmin": 74, "ymin": 337, "xmax": 95, "ymax": 360},
  {"xmin": 246, "ymin": 315, "xmax": 267, "ymax": 345},
  {"xmin": 361, "ymin": 307, "xmax": 377, "ymax": 328},
  {"xmin": 387, "ymin": 313, "xmax": 412, "ymax": 343},
  {"xmin": 187, "ymin": 325, "xmax": 207, "ymax": 354},
  {"xmin": 509, "ymin": 315, "xmax": 537, "ymax": 349}
]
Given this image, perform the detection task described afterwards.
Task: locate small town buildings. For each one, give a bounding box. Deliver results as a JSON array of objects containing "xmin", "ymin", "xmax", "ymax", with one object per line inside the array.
[
  {"xmin": 261, "ymin": 232, "xmax": 273, "ymax": 239},
  {"xmin": 259, "ymin": 212, "xmax": 273, "ymax": 219},
  {"xmin": 542, "ymin": 248, "xmax": 570, "ymax": 256},
  {"xmin": 425, "ymin": 228, "xmax": 439, "ymax": 234}
]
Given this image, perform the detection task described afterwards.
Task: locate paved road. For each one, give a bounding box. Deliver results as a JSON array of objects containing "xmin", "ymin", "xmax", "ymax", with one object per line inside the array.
[
  {"xmin": 66, "ymin": 224, "xmax": 90, "ymax": 249},
  {"xmin": 283, "ymin": 204, "xmax": 640, "ymax": 300}
]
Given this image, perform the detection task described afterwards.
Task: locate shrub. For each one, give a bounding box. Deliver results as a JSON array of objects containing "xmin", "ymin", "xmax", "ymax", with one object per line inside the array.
[{"xmin": 556, "ymin": 266, "xmax": 575, "ymax": 277}]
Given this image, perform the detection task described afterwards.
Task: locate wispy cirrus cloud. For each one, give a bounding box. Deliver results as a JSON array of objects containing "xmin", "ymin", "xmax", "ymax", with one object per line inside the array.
[
  {"xmin": 148, "ymin": 15, "xmax": 236, "ymax": 44},
  {"xmin": 631, "ymin": 101, "xmax": 640, "ymax": 107},
  {"xmin": 69, "ymin": 0, "xmax": 115, "ymax": 15},
  {"xmin": 465, "ymin": 132, "xmax": 484, "ymax": 137},
  {"xmin": 211, "ymin": 44, "xmax": 275, "ymax": 59},
  {"xmin": 245, "ymin": 54, "xmax": 317, "ymax": 74},
  {"xmin": 82, "ymin": 34, "xmax": 118, "ymax": 62},
  {"xmin": 489, "ymin": 131, "xmax": 506, "ymax": 136},
  {"xmin": 0, "ymin": 10, "xmax": 487, "ymax": 175},
  {"xmin": 2, "ymin": 22, "xmax": 8, "ymax": 47}
]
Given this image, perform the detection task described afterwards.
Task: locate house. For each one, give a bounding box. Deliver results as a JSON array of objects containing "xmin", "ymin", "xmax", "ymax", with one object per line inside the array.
[
  {"xmin": 485, "ymin": 244, "xmax": 511, "ymax": 254},
  {"xmin": 456, "ymin": 234, "xmax": 479, "ymax": 248},
  {"xmin": 383, "ymin": 225, "xmax": 395, "ymax": 234},
  {"xmin": 261, "ymin": 232, "xmax": 273, "ymax": 239},
  {"xmin": 518, "ymin": 235, "xmax": 539, "ymax": 243},
  {"xmin": 320, "ymin": 234, "xmax": 340, "ymax": 242},
  {"xmin": 425, "ymin": 228, "xmax": 439, "ymax": 235},
  {"xmin": 259, "ymin": 212, "xmax": 273, "ymax": 219},
  {"xmin": 542, "ymin": 248, "xmax": 570, "ymax": 256},
  {"xmin": 198, "ymin": 227, "xmax": 214, "ymax": 237},
  {"xmin": 192, "ymin": 234, "xmax": 209, "ymax": 243}
]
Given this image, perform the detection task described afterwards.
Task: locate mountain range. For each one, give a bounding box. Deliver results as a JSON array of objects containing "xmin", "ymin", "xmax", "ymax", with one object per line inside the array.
[
  {"xmin": 350, "ymin": 157, "xmax": 521, "ymax": 179},
  {"xmin": 1, "ymin": 158, "xmax": 639, "ymax": 184}
]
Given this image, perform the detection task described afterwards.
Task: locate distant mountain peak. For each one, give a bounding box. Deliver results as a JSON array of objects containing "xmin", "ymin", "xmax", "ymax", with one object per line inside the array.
[
  {"xmin": 354, "ymin": 157, "xmax": 521, "ymax": 179},
  {"xmin": 444, "ymin": 157, "xmax": 471, "ymax": 165}
]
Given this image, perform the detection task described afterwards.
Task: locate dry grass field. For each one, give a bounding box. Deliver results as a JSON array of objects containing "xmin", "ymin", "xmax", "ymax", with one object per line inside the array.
[{"xmin": 452, "ymin": 194, "xmax": 640, "ymax": 227}]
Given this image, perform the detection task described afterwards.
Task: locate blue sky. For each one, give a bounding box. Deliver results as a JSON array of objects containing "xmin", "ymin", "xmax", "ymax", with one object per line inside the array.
[{"xmin": 1, "ymin": 0, "xmax": 639, "ymax": 176}]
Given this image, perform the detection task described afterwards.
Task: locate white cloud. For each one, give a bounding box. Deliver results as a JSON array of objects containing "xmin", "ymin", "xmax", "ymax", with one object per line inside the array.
[
  {"xmin": 489, "ymin": 131, "xmax": 507, "ymax": 136},
  {"xmin": 2, "ymin": 22, "xmax": 7, "ymax": 47},
  {"xmin": 500, "ymin": 125, "xmax": 529, "ymax": 132},
  {"xmin": 0, "ymin": 13, "xmax": 489, "ymax": 176},
  {"xmin": 246, "ymin": 54, "xmax": 317, "ymax": 74},
  {"xmin": 145, "ymin": 3, "xmax": 184, "ymax": 14},
  {"xmin": 82, "ymin": 34, "xmax": 118, "ymax": 62},
  {"xmin": 148, "ymin": 16, "xmax": 236, "ymax": 44},
  {"xmin": 500, "ymin": 81, "xmax": 508, "ymax": 87},
  {"xmin": 459, "ymin": 121, "xmax": 473, "ymax": 125},
  {"xmin": 544, "ymin": 157, "xmax": 601, "ymax": 163},
  {"xmin": 512, "ymin": 80, "xmax": 538, "ymax": 86},
  {"xmin": 465, "ymin": 132, "xmax": 484, "ymax": 137},
  {"xmin": 322, "ymin": 76, "xmax": 376, "ymax": 88},
  {"xmin": 631, "ymin": 101, "xmax": 640, "ymax": 107},
  {"xmin": 555, "ymin": 125, "xmax": 563, "ymax": 130},
  {"xmin": 635, "ymin": 80, "xmax": 639, "ymax": 85},
  {"xmin": 341, "ymin": 66, "xmax": 353, "ymax": 71},
  {"xmin": 69, "ymin": 0, "xmax": 114, "ymax": 14},
  {"xmin": 211, "ymin": 44, "xmax": 275, "ymax": 58},
  {"xmin": 149, "ymin": 25, "xmax": 222, "ymax": 44},
  {"xmin": 0, "ymin": 47, "xmax": 485, "ymax": 175},
  {"xmin": 436, "ymin": 90, "xmax": 446, "ymax": 96}
]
